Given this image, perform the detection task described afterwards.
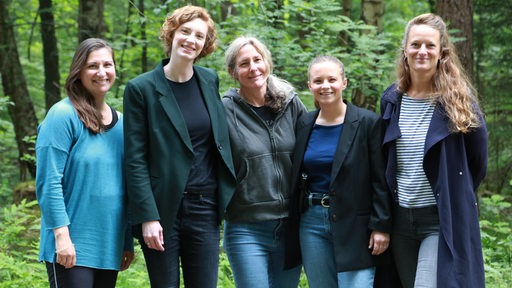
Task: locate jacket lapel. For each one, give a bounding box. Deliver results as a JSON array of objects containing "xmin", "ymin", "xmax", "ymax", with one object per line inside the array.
[
  {"xmin": 331, "ymin": 102, "xmax": 359, "ymax": 181},
  {"xmin": 156, "ymin": 63, "xmax": 193, "ymax": 152},
  {"xmin": 425, "ymin": 104, "xmax": 451, "ymax": 153},
  {"xmin": 196, "ymin": 68, "xmax": 220, "ymax": 141},
  {"xmin": 296, "ymin": 111, "xmax": 318, "ymax": 168},
  {"xmin": 382, "ymin": 89, "xmax": 402, "ymax": 145}
]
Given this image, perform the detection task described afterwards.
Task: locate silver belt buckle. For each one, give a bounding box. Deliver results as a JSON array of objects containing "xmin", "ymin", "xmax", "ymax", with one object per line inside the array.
[{"xmin": 321, "ymin": 195, "xmax": 330, "ymax": 208}]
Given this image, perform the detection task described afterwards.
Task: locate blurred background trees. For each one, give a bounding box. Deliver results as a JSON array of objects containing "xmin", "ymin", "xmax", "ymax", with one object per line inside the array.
[{"xmin": 0, "ymin": 0, "xmax": 510, "ymax": 286}]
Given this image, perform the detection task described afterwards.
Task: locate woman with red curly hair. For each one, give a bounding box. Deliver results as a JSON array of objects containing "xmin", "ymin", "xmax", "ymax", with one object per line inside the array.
[{"xmin": 123, "ymin": 5, "xmax": 236, "ymax": 287}]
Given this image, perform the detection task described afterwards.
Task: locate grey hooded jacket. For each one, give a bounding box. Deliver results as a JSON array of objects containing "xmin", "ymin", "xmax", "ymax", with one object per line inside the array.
[{"xmin": 222, "ymin": 88, "xmax": 307, "ymax": 223}]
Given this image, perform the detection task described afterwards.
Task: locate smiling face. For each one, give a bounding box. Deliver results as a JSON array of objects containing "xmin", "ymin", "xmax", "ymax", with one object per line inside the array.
[
  {"xmin": 308, "ymin": 60, "xmax": 347, "ymax": 107},
  {"xmin": 405, "ymin": 24, "xmax": 441, "ymax": 78},
  {"xmin": 232, "ymin": 44, "xmax": 268, "ymax": 91},
  {"xmin": 79, "ymin": 47, "xmax": 115, "ymax": 99},
  {"xmin": 170, "ymin": 18, "xmax": 208, "ymax": 62}
]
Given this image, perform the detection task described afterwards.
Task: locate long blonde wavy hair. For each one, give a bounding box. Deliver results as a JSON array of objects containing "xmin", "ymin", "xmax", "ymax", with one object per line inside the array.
[{"xmin": 397, "ymin": 13, "xmax": 481, "ymax": 133}]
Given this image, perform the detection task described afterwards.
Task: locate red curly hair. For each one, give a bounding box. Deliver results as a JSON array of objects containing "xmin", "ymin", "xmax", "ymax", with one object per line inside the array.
[{"xmin": 159, "ymin": 5, "xmax": 217, "ymax": 61}]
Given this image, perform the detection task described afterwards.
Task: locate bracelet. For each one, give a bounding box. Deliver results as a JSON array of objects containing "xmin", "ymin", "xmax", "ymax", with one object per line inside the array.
[{"xmin": 55, "ymin": 243, "xmax": 74, "ymax": 253}]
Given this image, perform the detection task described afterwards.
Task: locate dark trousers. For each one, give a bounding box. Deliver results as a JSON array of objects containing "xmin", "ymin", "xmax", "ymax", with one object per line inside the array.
[
  {"xmin": 141, "ymin": 191, "xmax": 220, "ymax": 288},
  {"xmin": 45, "ymin": 262, "xmax": 118, "ymax": 288}
]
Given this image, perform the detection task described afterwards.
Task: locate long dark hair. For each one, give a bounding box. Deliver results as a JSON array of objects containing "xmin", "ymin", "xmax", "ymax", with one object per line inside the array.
[{"xmin": 65, "ymin": 38, "xmax": 115, "ymax": 134}]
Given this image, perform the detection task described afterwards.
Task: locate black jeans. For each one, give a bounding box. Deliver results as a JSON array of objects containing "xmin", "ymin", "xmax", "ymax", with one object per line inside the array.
[
  {"xmin": 45, "ymin": 262, "xmax": 118, "ymax": 288},
  {"xmin": 141, "ymin": 191, "xmax": 220, "ymax": 288}
]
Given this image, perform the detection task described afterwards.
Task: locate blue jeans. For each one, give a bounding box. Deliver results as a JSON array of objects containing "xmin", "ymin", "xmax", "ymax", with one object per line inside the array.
[
  {"xmin": 300, "ymin": 205, "xmax": 375, "ymax": 288},
  {"xmin": 141, "ymin": 191, "xmax": 220, "ymax": 288},
  {"xmin": 224, "ymin": 219, "xmax": 302, "ymax": 288},
  {"xmin": 392, "ymin": 205, "xmax": 439, "ymax": 288}
]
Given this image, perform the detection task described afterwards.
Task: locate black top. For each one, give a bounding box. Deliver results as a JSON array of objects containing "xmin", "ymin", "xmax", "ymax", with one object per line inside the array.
[
  {"xmin": 104, "ymin": 105, "xmax": 118, "ymax": 131},
  {"xmin": 249, "ymin": 104, "xmax": 276, "ymax": 127},
  {"xmin": 168, "ymin": 74, "xmax": 217, "ymax": 191}
]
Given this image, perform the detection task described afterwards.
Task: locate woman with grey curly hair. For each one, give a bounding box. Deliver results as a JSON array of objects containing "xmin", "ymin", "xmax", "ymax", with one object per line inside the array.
[{"xmin": 222, "ymin": 36, "xmax": 307, "ymax": 288}]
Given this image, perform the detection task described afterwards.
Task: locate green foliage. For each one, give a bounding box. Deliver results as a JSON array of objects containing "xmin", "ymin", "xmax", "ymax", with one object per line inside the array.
[
  {"xmin": 479, "ymin": 195, "xmax": 512, "ymax": 286},
  {"xmin": 0, "ymin": 97, "xmax": 18, "ymax": 201},
  {"xmin": 20, "ymin": 135, "xmax": 37, "ymax": 165},
  {"xmin": 1, "ymin": 196, "xmax": 511, "ymax": 286},
  {"xmin": 211, "ymin": 0, "xmax": 397, "ymax": 110},
  {"xmin": 474, "ymin": 0, "xmax": 512, "ymax": 196},
  {"xmin": 116, "ymin": 246, "xmax": 151, "ymax": 287},
  {"xmin": 0, "ymin": 200, "xmax": 46, "ymax": 287},
  {"xmin": 0, "ymin": 0, "xmax": 511, "ymax": 286}
]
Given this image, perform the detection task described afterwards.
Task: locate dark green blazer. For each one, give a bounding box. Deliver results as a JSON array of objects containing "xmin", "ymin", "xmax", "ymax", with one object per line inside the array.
[{"xmin": 123, "ymin": 59, "xmax": 236, "ymax": 237}]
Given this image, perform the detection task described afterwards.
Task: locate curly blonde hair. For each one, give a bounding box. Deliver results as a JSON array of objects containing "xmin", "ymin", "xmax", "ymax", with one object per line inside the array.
[
  {"xmin": 159, "ymin": 5, "xmax": 217, "ymax": 61},
  {"xmin": 397, "ymin": 13, "xmax": 481, "ymax": 133}
]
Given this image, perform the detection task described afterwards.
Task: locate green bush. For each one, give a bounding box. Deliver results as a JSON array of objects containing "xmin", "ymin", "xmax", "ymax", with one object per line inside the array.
[
  {"xmin": 0, "ymin": 200, "xmax": 46, "ymax": 288},
  {"xmin": 1, "ymin": 197, "xmax": 510, "ymax": 287},
  {"xmin": 480, "ymin": 194, "xmax": 512, "ymax": 287}
]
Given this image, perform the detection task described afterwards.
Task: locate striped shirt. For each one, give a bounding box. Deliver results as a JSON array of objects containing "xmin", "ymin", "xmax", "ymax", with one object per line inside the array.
[{"xmin": 396, "ymin": 94, "xmax": 437, "ymax": 207}]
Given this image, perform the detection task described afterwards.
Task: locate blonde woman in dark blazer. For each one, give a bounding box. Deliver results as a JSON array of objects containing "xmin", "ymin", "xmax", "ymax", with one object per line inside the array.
[
  {"xmin": 123, "ymin": 5, "xmax": 235, "ymax": 288},
  {"xmin": 285, "ymin": 56, "xmax": 392, "ymax": 288}
]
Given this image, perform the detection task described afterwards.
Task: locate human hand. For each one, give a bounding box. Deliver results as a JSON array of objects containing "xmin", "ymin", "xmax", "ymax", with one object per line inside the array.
[
  {"xmin": 54, "ymin": 226, "xmax": 76, "ymax": 268},
  {"xmin": 142, "ymin": 220, "xmax": 165, "ymax": 251},
  {"xmin": 120, "ymin": 251, "xmax": 134, "ymax": 271},
  {"xmin": 368, "ymin": 230, "xmax": 390, "ymax": 255}
]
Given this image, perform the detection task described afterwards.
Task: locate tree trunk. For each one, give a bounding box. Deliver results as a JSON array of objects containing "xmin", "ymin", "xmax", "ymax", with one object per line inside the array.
[
  {"xmin": 361, "ymin": 0, "xmax": 384, "ymax": 32},
  {"xmin": 342, "ymin": 0, "xmax": 351, "ymax": 17},
  {"xmin": 351, "ymin": 0, "xmax": 384, "ymax": 111},
  {"xmin": 339, "ymin": 0, "xmax": 352, "ymax": 45},
  {"xmin": 0, "ymin": 1, "xmax": 38, "ymax": 180},
  {"xmin": 39, "ymin": 0, "xmax": 61, "ymax": 111},
  {"xmin": 78, "ymin": 0, "xmax": 105, "ymax": 42},
  {"xmin": 436, "ymin": 0, "xmax": 474, "ymax": 79},
  {"xmin": 138, "ymin": 0, "xmax": 148, "ymax": 72}
]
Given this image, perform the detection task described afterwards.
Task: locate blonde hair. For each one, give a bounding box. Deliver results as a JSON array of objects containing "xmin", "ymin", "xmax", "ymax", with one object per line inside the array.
[
  {"xmin": 397, "ymin": 13, "xmax": 481, "ymax": 133},
  {"xmin": 308, "ymin": 55, "xmax": 346, "ymax": 109},
  {"xmin": 225, "ymin": 36, "xmax": 294, "ymax": 113},
  {"xmin": 159, "ymin": 5, "xmax": 217, "ymax": 60}
]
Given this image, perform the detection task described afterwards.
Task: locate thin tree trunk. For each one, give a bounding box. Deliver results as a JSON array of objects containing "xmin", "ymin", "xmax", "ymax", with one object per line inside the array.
[
  {"xmin": 0, "ymin": 1, "xmax": 38, "ymax": 180},
  {"xmin": 39, "ymin": 0, "xmax": 61, "ymax": 110},
  {"xmin": 361, "ymin": 0, "xmax": 384, "ymax": 32},
  {"xmin": 436, "ymin": 0, "xmax": 474, "ymax": 79},
  {"xmin": 78, "ymin": 0, "xmax": 105, "ymax": 42},
  {"xmin": 351, "ymin": 0, "xmax": 384, "ymax": 111},
  {"xmin": 139, "ymin": 0, "xmax": 148, "ymax": 72},
  {"xmin": 339, "ymin": 0, "xmax": 352, "ymax": 45}
]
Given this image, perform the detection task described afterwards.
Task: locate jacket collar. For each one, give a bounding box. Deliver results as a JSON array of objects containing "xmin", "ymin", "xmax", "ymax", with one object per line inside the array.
[
  {"xmin": 300, "ymin": 101, "xmax": 360, "ymax": 183},
  {"xmin": 155, "ymin": 59, "xmax": 217, "ymax": 152},
  {"xmin": 331, "ymin": 101, "xmax": 359, "ymax": 181},
  {"xmin": 381, "ymin": 83, "xmax": 451, "ymax": 153}
]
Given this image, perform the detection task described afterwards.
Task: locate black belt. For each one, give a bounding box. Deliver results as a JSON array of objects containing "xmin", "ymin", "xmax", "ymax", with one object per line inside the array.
[
  {"xmin": 306, "ymin": 192, "xmax": 330, "ymax": 208},
  {"xmin": 183, "ymin": 190, "xmax": 216, "ymax": 199}
]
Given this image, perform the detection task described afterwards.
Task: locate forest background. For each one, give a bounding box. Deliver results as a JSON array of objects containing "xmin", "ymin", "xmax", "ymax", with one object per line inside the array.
[{"xmin": 0, "ymin": 0, "xmax": 510, "ymax": 287}]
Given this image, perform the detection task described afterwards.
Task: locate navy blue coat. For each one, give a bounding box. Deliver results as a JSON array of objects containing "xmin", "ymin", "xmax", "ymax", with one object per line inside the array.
[{"xmin": 380, "ymin": 83, "xmax": 488, "ymax": 287}]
